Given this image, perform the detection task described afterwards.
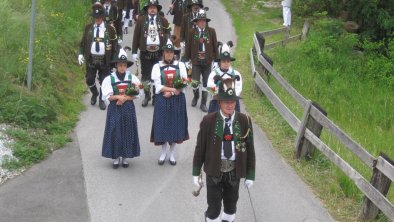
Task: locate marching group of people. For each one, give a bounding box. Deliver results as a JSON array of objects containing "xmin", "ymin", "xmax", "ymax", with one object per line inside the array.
[{"xmin": 78, "ymin": 0, "xmax": 255, "ymax": 221}]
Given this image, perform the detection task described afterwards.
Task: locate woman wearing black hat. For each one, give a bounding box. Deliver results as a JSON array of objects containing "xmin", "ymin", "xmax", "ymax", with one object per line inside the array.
[
  {"xmin": 150, "ymin": 39, "xmax": 189, "ymax": 166},
  {"xmin": 101, "ymin": 49, "xmax": 142, "ymax": 169},
  {"xmin": 207, "ymin": 41, "xmax": 242, "ymax": 113}
]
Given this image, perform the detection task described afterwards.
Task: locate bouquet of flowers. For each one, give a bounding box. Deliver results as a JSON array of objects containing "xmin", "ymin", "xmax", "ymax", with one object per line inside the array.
[
  {"xmin": 126, "ymin": 83, "xmax": 143, "ymax": 96},
  {"xmin": 173, "ymin": 77, "xmax": 189, "ymax": 89},
  {"xmin": 206, "ymin": 86, "xmax": 217, "ymax": 95},
  {"xmin": 188, "ymin": 78, "xmax": 200, "ymax": 89}
]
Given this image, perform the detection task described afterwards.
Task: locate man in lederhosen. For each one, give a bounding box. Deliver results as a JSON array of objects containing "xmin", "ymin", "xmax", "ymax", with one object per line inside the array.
[
  {"xmin": 184, "ymin": 9, "xmax": 218, "ymax": 112},
  {"xmin": 78, "ymin": 3, "xmax": 118, "ymax": 110},
  {"xmin": 132, "ymin": 0, "xmax": 171, "ymax": 107},
  {"xmin": 180, "ymin": 0, "xmax": 203, "ymax": 45},
  {"xmin": 168, "ymin": 0, "xmax": 188, "ymax": 58},
  {"xmin": 192, "ymin": 78, "xmax": 255, "ymax": 222}
]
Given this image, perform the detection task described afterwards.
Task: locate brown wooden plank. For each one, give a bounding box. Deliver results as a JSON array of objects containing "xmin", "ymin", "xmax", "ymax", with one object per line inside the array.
[
  {"xmin": 288, "ymin": 34, "xmax": 301, "ymax": 43},
  {"xmin": 258, "ymin": 54, "xmax": 308, "ymax": 108},
  {"xmin": 254, "ymin": 74, "xmax": 300, "ymax": 131},
  {"xmin": 301, "ymin": 21, "xmax": 311, "ymax": 40},
  {"xmin": 265, "ymin": 41, "xmax": 282, "ymax": 50},
  {"xmin": 259, "ymin": 27, "xmax": 288, "ymax": 36},
  {"xmin": 253, "ymin": 34, "xmax": 261, "ymax": 56},
  {"xmin": 376, "ymin": 156, "xmax": 394, "ymax": 182},
  {"xmin": 250, "ymin": 48, "xmax": 256, "ymax": 76},
  {"xmin": 304, "ymin": 131, "xmax": 394, "ymax": 220},
  {"xmin": 309, "ymin": 106, "xmax": 375, "ymax": 168},
  {"xmin": 295, "ymin": 100, "xmax": 312, "ymax": 157}
]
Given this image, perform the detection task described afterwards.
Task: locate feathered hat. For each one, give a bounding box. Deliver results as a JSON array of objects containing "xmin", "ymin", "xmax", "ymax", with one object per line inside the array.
[
  {"xmin": 111, "ymin": 47, "xmax": 133, "ymax": 67},
  {"xmin": 91, "ymin": 2, "xmax": 105, "ymax": 18},
  {"xmin": 193, "ymin": 8, "xmax": 211, "ymax": 22},
  {"xmin": 213, "ymin": 75, "xmax": 241, "ymax": 101},
  {"xmin": 187, "ymin": 0, "xmax": 204, "ymax": 9},
  {"xmin": 143, "ymin": 0, "xmax": 162, "ymax": 12},
  {"xmin": 215, "ymin": 41, "xmax": 235, "ymax": 62}
]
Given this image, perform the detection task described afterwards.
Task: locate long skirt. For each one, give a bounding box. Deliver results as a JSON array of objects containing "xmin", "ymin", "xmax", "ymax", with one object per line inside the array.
[
  {"xmin": 208, "ymin": 100, "xmax": 241, "ymax": 113},
  {"xmin": 102, "ymin": 100, "xmax": 140, "ymax": 159},
  {"xmin": 150, "ymin": 92, "xmax": 189, "ymax": 145}
]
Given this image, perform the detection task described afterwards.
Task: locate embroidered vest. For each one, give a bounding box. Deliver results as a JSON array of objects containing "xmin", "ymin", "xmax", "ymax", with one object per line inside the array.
[
  {"xmin": 160, "ymin": 64, "xmax": 180, "ymax": 87},
  {"xmin": 111, "ymin": 73, "xmax": 132, "ymax": 95}
]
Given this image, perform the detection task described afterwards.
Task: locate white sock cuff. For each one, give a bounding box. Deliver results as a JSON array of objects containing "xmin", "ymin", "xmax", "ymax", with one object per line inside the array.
[{"xmin": 221, "ymin": 212, "xmax": 235, "ymax": 221}]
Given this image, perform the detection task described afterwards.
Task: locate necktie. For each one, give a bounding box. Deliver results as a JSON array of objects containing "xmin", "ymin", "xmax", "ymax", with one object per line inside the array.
[
  {"xmin": 199, "ymin": 31, "xmax": 204, "ymax": 52},
  {"xmin": 105, "ymin": 6, "xmax": 109, "ymax": 16},
  {"xmin": 95, "ymin": 25, "xmax": 100, "ymax": 53},
  {"xmin": 150, "ymin": 16, "xmax": 154, "ymax": 25},
  {"xmin": 223, "ymin": 117, "xmax": 232, "ymax": 159}
]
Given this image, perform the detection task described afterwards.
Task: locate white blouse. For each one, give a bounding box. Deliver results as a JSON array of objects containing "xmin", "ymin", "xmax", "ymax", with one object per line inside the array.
[
  {"xmin": 151, "ymin": 61, "xmax": 188, "ymax": 94},
  {"xmin": 207, "ymin": 67, "xmax": 243, "ymax": 96},
  {"xmin": 101, "ymin": 71, "xmax": 143, "ymax": 104}
]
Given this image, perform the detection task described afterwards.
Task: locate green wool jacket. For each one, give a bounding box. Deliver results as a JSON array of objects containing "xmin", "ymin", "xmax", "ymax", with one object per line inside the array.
[{"xmin": 193, "ymin": 112, "xmax": 256, "ymax": 180}]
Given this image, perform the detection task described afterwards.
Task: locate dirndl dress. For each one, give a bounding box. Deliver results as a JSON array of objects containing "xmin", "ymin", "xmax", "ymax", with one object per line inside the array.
[
  {"xmin": 102, "ymin": 99, "xmax": 140, "ymax": 159},
  {"xmin": 150, "ymin": 92, "xmax": 189, "ymax": 145},
  {"xmin": 208, "ymin": 99, "xmax": 241, "ymax": 113}
]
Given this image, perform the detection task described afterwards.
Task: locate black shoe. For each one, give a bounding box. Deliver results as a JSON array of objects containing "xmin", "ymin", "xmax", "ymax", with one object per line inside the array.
[
  {"xmin": 99, "ymin": 100, "xmax": 106, "ymax": 110},
  {"xmin": 142, "ymin": 98, "xmax": 149, "ymax": 107},
  {"xmin": 191, "ymin": 97, "xmax": 198, "ymax": 107},
  {"xmin": 122, "ymin": 160, "xmax": 129, "ymax": 168},
  {"xmin": 91, "ymin": 94, "xmax": 98, "ymax": 105},
  {"xmin": 113, "ymin": 162, "xmax": 119, "ymax": 169},
  {"xmin": 158, "ymin": 159, "xmax": 165, "ymax": 165},
  {"xmin": 169, "ymin": 159, "xmax": 176, "ymax": 166},
  {"xmin": 200, "ymin": 104, "xmax": 208, "ymax": 112}
]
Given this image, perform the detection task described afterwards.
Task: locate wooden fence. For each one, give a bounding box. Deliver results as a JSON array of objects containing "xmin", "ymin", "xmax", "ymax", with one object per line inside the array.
[{"xmin": 250, "ymin": 29, "xmax": 394, "ymax": 221}]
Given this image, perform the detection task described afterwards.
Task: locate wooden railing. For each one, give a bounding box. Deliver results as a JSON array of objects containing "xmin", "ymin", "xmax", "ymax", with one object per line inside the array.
[{"xmin": 250, "ymin": 29, "xmax": 394, "ymax": 221}]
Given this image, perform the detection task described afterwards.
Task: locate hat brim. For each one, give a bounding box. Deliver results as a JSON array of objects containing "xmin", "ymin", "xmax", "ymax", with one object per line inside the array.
[
  {"xmin": 111, "ymin": 60, "xmax": 134, "ymax": 68},
  {"xmin": 144, "ymin": 5, "xmax": 162, "ymax": 11},
  {"xmin": 214, "ymin": 57, "xmax": 236, "ymax": 62},
  {"xmin": 187, "ymin": 3, "xmax": 203, "ymax": 9},
  {"xmin": 193, "ymin": 18, "xmax": 211, "ymax": 22},
  {"xmin": 214, "ymin": 95, "xmax": 241, "ymax": 101}
]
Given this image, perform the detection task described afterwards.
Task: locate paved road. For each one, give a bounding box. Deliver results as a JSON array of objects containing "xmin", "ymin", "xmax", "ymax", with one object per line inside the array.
[{"xmin": 0, "ymin": 0, "xmax": 335, "ymax": 221}]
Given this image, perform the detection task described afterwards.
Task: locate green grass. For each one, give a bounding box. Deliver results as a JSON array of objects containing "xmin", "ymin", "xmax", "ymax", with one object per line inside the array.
[
  {"xmin": 222, "ymin": 0, "xmax": 393, "ymax": 221},
  {"xmin": 0, "ymin": 0, "xmax": 90, "ymax": 169}
]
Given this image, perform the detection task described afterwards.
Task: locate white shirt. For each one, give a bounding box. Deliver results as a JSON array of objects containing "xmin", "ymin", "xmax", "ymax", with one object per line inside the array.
[
  {"xmin": 220, "ymin": 110, "xmax": 236, "ymax": 160},
  {"xmin": 207, "ymin": 67, "xmax": 243, "ymax": 96},
  {"xmin": 146, "ymin": 15, "xmax": 160, "ymax": 45},
  {"xmin": 151, "ymin": 61, "xmax": 188, "ymax": 94},
  {"xmin": 90, "ymin": 23, "xmax": 106, "ymax": 55},
  {"xmin": 101, "ymin": 71, "xmax": 143, "ymax": 104}
]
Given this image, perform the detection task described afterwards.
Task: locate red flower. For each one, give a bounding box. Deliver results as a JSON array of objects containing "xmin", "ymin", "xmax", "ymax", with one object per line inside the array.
[
  {"xmin": 139, "ymin": 84, "xmax": 144, "ymax": 89},
  {"xmin": 211, "ymin": 86, "xmax": 215, "ymax": 92},
  {"xmin": 187, "ymin": 77, "xmax": 192, "ymax": 83}
]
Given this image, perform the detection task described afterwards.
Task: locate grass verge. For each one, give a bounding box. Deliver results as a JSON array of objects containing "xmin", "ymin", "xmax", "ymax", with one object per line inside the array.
[{"xmin": 221, "ymin": 0, "xmax": 393, "ymax": 221}]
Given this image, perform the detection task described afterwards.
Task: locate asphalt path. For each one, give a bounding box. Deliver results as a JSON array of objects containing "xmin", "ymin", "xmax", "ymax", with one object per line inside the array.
[{"xmin": 0, "ymin": 0, "xmax": 335, "ymax": 221}]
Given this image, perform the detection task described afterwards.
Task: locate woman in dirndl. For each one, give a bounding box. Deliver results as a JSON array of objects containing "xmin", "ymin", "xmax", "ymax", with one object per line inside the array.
[
  {"xmin": 207, "ymin": 41, "xmax": 242, "ymax": 113},
  {"xmin": 150, "ymin": 39, "xmax": 189, "ymax": 166},
  {"xmin": 101, "ymin": 48, "xmax": 142, "ymax": 169}
]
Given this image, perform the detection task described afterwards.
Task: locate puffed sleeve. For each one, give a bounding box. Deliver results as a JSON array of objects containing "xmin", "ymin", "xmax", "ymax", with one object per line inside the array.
[
  {"xmin": 234, "ymin": 69, "xmax": 243, "ymax": 96},
  {"xmin": 207, "ymin": 70, "xmax": 216, "ymax": 88},
  {"xmin": 101, "ymin": 74, "xmax": 114, "ymax": 104},
  {"xmin": 151, "ymin": 64, "xmax": 164, "ymax": 94},
  {"xmin": 179, "ymin": 61, "xmax": 188, "ymax": 79},
  {"xmin": 131, "ymin": 73, "xmax": 143, "ymax": 99}
]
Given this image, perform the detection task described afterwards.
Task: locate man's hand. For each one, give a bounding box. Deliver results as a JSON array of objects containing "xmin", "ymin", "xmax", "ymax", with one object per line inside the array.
[
  {"xmin": 193, "ymin": 176, "xmax": 202, "ymax": 187},
  {"xmin": 132, "ymin": 54, "xmax": 139, "ymax": 62},
  {"xmin": 244, "ymin": 179, "xmax": 254, "ymax": 189},
  {"xmin": 78, "ymin": 54, "xmax": 84, "ymax": 66}
]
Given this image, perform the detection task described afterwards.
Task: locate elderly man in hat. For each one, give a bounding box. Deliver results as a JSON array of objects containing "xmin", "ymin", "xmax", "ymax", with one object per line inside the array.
[
  {"xmin": 184, "ymin": 8, "xmax": 218, "ymax": 112},
  {"xmin": 192, "ymin": 77, "xmax": 255, "ymax": 222},
  {"xmin": 78, "ymin": 2, "xmax": 118, "ymax": 110},
  {"xmin": 132, "ymin": 0, "xmax": 171, "ymax": 107},
  {"xmin": 207, "ymin": 41, "xmax": 242, "ymax": 113},
  {"xmin": 150, "ymin": 39, "xmax": 189, "ymax": 166}
]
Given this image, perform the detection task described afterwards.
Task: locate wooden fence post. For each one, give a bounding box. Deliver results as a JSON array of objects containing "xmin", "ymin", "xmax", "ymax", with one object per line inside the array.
[
  {"xmin": 295, "ymin": 101, "xmax": 327, "ymax": 159},
  {"xmin": 301, "ymin": 20, "xmax": 311, "ymax": 41},
  {"xmin": 359, "ymin": 153, "xmax": 394, "ymax": 221}
]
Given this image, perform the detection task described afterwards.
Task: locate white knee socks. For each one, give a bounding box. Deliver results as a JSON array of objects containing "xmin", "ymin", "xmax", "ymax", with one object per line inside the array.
[
  {"xmin": 160, "ymin": 143, "xmax": 167, "ymax": 161},
  {"xmin": 169, "ymin": 143, "xmax": 176, "ymax": 161}
]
